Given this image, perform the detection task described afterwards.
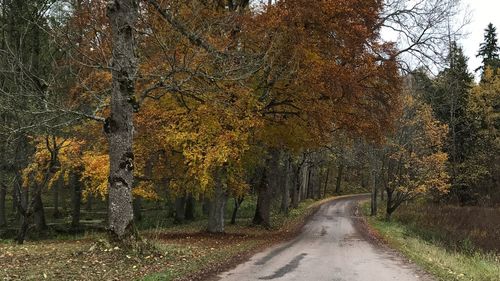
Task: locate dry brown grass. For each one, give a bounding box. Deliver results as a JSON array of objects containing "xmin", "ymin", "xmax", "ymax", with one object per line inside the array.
[{"xmin": 394, "ymin": 202, "xmax": 500, "ymax": 253}]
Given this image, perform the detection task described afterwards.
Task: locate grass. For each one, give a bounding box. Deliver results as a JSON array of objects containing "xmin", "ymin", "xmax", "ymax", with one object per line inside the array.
[
  {"xmin": 142, "ymin": 239, "xmax": 260, "ymax": 281},
  {"xmin": 393, "ymin": 202, "xmax": 500, "ymax": 253},
  {"xmin": 361, "ymin": 202, "xmax": 500, "ymax": 281},
  {"xmin": 0, "ymin": 196, "xmax": 331, "ymax": 281}
]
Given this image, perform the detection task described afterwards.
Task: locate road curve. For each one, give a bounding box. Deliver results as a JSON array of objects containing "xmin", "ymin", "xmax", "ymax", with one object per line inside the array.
[{"xmin": 217, "ymin": 194, "xmax": 432, "ymax": 281}]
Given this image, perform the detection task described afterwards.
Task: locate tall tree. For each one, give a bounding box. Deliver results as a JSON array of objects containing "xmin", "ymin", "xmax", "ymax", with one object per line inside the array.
[
  {"xmin": 464, "ymin": 68, "xmax": 500, "ymax": 204},
  {"xmin": 431, "ymin": 43, "xmax": 474, "ymax": 203},
  {"xmin": 0, "ymin": 0, "xmax": 69, "ymax": 244},
  {"xmin": 105, "ymin": 0, "xmax": 139, "ymax": 242},
  {"xmin": 381, "ymin": 80, "xmax": 450, "ymax": 220},
  {"xmin": 476, "ymin": 23, "xmax": 500, "ymax": 74}
]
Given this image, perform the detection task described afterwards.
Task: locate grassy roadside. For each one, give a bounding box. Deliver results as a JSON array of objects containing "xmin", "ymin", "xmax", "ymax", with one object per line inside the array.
[
  {"xmin": 360, "ymin": 202, "xmax": 500, "ymax": 281},
  {"xmin": 0, "ymin": 196, "xmax": 341, "ymax": 281}
]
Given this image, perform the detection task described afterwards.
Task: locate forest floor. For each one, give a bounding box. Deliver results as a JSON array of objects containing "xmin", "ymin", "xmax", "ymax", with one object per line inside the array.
[
  {"xmin": 0, "ymin": 197, "xmax": 336, "ymax": 281},
  {"xmin": 361, "ymin": 201, "xmax": 500, "ymax": 281}
]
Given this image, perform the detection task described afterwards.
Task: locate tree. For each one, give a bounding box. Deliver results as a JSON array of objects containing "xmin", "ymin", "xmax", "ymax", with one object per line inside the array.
[
  {"xmin": 105, "ymin": 0, "xmax": 139, "ymax": 242},
  {"xmin": 244, "ymin": 0, "xmax": 403, "ymax": 226},
  {"xmin": 0, "ymin": 0, "xmax": 75, "ymax": 243},
  {"xmin": 381, "ymin": 81, "xmax": 450, "ymax": 220},
  {"xmin": 378, "ymin": 0, "xmax": 466, "ymax": 70},
  {"xmin": 476, "ymin": 23, "xmax": 500, "ymax": 74},
  {"xmin": 464, "ymin": 68, "xmax": 500, "ymax": 203},
  {"xmin": 0, "ymin": 182, "xmax": 6, "ymax": 228},
  {"xmin": 431, "ymin": 43, "xmax": 474, "ymax": 203}
]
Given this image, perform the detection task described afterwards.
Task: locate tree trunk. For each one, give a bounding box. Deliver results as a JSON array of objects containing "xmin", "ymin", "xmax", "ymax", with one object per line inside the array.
[
  {"xmin": 253, "ymin": 166, "xmax": 271, "ymax": 228},
  {"xmin": 291, "ymin": 180, "xmax": 299, "ymax": 209},
  {"xmin": 21, "ymin": 185, "xmax": 28, "ymax": 216},
  {"xmin": 230, "ymin": 197, "xmax": 244, "ymax": 224},
  {"xmin": 174, "ymin": 194, "xmax": 186, "ymax": 224},
  {"xmin": 0, "ymin": 184, "xmax": 6, "ymax": 227},
  {"xmin": 207, "ymin": 168, "xmax": 228, "ymax": 233},
  {"xmin": 335, "ymin": 163, "xmax": 344, "ymax": 194},
  {"xmin": 16, "ymin": 186, "xmax": 29, "ymax": 244},
  {"xmin": 12, "ymin": 181, "xmax": 18, "ymax": 215},
  {"xmin": 16, "ymin": 215, "xmax": 29, "ymax": 244},
  {"xmin": 71, "ymin": 172, "xmax": 82, "ymax": 229},
  {"xmin": 85, "ymin": 195, "xmax": 93, "ymax": 211},
  {"xmin": 315, "ymin": 168, "xmax": 321, "ymax": 199},
  {"xmin": 323, "ymin": 167, "xmax": 330, "ymax": 198},
  {"xmin": 135, "ymin": 153, "xmax": 154, "ymax": 223},
  {"xmin": 106, "ymin": 0, "xmax": 139, "ymax": 241},
  {"xmin": 33, "ymin": 185, "xmax": 47, "ymax": 232},
  {"xmin": 379, "ymin": 159, "xmax": 386, "ymax": 201},
  {"xmin": 291, "ymin": 163, "xmax": 300, "ymax": 208},
  {"xmin": 361, "ymin": 171, "xmax": 368, "ymax": 190},
  {"xmin": 386, "ymin": 189, "xmax": 394, "ymax": 221},
  {"xmin": 184, "ymin": 194, "xmax": 195, "ymax": 221},
  {"xmin": 254, "ymin": 148, "xmax": 280, "ymax": 227},
  {"xmin": 300, "ymin": 163, "xmax": 308, "ymax": 202},
  {"xmin": 202, "ymin": 194, "xmax": 210, "ymax": 216},
  {"xmin": 306, "ymin": 168, "xmax": 313, "ymax": 199},
  {"xmin": 165, "ymin": 190, "xmax": 175, "ymax": 218},
  {"xmin": 133, "ymin": 197, "xmax": 142, "ymax": 221},
  {"xmin": 370, "ymin": 169, "xmax": 377, "ymax": 216},
  {"xmin": 280, "ymin": 158, "xmax": 291, "ymax": 215},
  {"xmin": 52, "ymin": 175, "xmax": 62, "ymax": 218}
]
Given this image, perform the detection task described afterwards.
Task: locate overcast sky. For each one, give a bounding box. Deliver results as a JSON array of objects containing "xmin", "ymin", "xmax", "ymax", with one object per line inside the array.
[{"xmin": 461, "ymin": 0, "xmax": 500, "ymax": 75}]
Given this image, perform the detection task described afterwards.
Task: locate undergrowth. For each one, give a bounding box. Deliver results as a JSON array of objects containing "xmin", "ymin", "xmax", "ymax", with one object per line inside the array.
[{"xmin": 362, "ymin": 202, "xmax": 500, "ymax": 281}]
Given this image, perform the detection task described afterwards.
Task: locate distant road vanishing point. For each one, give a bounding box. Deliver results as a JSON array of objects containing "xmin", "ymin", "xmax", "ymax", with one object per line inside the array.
[{"xmin": 217, "ymin": 194, "xmax": 433, "ymax": 281}]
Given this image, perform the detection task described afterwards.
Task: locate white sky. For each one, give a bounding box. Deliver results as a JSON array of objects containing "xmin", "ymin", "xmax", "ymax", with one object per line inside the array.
[{"xmin": 460, "ymin": 0, "xmax": 500, "ymax": 75}]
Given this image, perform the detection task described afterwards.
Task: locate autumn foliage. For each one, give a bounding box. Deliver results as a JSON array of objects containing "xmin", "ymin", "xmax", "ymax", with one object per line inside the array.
[
  {"xmin": 47, "ymin": 0, "xmax": 402, "ymax": 200},
  {"xmin": 3, "ymin": 0, "xmax": 470, "ymax": 242}
]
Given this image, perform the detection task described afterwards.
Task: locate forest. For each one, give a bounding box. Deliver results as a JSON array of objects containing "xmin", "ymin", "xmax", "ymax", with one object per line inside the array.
[{"xmin": 0, "ymin": 0, "xmax": 498, "ymax": 280}]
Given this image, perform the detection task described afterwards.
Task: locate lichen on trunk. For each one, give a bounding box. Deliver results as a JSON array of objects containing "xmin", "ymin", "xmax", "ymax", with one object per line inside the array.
[{"xmin": 106, "ymin": 0, "xmax": 139, "ymax": 241}]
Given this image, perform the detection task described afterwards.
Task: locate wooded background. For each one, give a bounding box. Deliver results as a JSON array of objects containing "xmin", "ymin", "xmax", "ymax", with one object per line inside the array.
[{"xmin": 0, "ymin": 0, "xmax": 498, "ymax": 246}]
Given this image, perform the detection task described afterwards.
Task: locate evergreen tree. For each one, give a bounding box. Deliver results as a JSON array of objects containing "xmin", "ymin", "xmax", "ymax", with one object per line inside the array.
[
  {"xmin": 432, "ymin": 42, "xmax": 475, "ymax": 204},
  {"xmin": 476, "ymin": 23, "xmax": 500, "ymax": 74},
  {"xmin": 464, "ymin": 68, "xmax": 500, "ymax": 204}
]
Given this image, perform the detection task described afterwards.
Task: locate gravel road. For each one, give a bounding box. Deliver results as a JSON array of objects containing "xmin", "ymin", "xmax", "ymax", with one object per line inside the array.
[{"xmin": 217, "ymin": 194, "xmax": 432, "ymax": 281}]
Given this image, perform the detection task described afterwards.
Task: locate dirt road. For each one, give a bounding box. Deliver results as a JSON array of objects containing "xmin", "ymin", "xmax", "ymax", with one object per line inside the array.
[{"xmin": 217, "ymin": 194, "xmax": 432, "ymax": 281}]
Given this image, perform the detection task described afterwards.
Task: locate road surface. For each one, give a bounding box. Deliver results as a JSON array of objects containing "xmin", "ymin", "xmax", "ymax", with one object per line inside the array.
[{"xmin": 217, "ymin": 194, "xmax": 432, "ymax": 281}]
